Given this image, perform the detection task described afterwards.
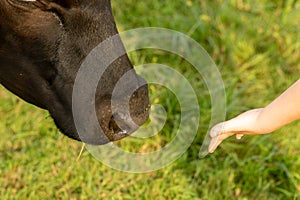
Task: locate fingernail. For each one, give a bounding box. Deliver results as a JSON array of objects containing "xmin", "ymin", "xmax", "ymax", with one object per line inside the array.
[
  {"xmin": 236, "ymin": 134, "xmax": 244, "ymax": 140},
  {"xmin": 210, "ymin": 130, "xmax": 216, "ymax": 138},
  {"xmin": 210, "ymin": 123, "xmax": 225, "ymax": 137},
  {"xmin": 210, "ymin": 129, "xmax": 218, "ymax": 137}
]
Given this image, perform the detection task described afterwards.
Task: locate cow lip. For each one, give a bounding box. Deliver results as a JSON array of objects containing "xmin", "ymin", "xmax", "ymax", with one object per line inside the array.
[
  {"xmin": 108, "ymin": 114, "xmax": 132, "ymax": 139},
  {"xmin": 110, "ymin": 126, "xmax": 130, "ymax": 141},
  {"xmin": 117, "ymin": 129, "xmax": 128, "ymax": 135},
  {"xmin": 112, "ymin": 132, "xmax": 130, "ymax": 141}
]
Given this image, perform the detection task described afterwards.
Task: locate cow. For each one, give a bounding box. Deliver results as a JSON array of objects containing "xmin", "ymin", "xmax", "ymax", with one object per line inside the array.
[{"xmin": 0, "ymin": 0, "xmax": 150, "ymax": 144}]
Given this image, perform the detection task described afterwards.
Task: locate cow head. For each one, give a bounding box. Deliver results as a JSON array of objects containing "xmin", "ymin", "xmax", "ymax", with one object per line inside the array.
[{"xmin": 0, "ymin": 0, "xmax": 150, "ymax": 144}]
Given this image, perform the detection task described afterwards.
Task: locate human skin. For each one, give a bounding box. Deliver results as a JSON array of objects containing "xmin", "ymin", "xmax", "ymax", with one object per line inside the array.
[{"xmin": 209, "ymin": 79, "xmax": 300, "ymax": 153}]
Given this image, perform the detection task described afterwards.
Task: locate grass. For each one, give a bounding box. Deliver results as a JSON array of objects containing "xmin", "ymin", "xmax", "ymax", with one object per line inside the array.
[{"xmin": 1, "ymin": 0, "xmax": 300, "ymax": 199}]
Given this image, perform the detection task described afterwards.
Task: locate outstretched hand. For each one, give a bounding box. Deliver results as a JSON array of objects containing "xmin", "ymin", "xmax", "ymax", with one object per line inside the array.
[
  {"xmin": 208, "ymin": 79, "xmax": 300, "ymax": 153},
  {"xmin": 208, "ymin": 108, "xmax": 269, "ymax": 153}
]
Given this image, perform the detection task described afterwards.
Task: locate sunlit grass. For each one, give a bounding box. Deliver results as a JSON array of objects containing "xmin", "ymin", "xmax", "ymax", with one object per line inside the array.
[{"xmin": 0, "ymin": 0, "xmax": 299, "ymax": 199}]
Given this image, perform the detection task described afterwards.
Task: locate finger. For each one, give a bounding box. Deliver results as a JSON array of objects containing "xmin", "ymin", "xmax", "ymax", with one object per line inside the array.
[
  {"xmin": 208, "ymin": 132, "xmax": 232, "ymax": 153},
  {"xmin": 208, "ymin": 136, "xmax": 224, "ymax": 153},
  {"xmin": 236, "ymin": 134, "xmax": 244, "ymax": 140},
  {"xmin": 208, "ymin": 136, "xmax": 219, "ymax": 153},
  {"xmin": 210, "ymin": 122, "xmax": 227, "ymax": 137}
]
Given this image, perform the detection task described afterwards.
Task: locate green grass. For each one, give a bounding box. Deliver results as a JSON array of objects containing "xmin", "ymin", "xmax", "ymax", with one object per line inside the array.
[{"xmin": 1, "ymin": 0, "xmax": 300, "ymax": 199}]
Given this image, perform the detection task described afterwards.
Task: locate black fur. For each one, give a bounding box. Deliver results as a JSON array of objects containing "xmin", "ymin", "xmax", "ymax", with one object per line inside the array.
[{"xmin": 0, "ymin": 0, "xmax": 150, "ymax": 144}]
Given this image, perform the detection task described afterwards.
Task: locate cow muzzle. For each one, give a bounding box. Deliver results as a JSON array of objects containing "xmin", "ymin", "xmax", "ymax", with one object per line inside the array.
[{"xmin": 98, "ymin": 84, "xmax": 150, "ymax": 142}]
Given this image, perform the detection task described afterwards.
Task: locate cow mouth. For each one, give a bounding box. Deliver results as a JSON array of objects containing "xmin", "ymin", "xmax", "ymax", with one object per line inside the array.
[
  {"xmin": 108, "ymin": 108, "xmax": 151, "ymax": 140},
  {"xmin": 108, "ymin": 115, "xmax": 131, "ymax": 140},
  {"xmin": 98, "ymin": 85, "xmax": 150, "ymax": 143},
  {"xmin": 104, "ymin": 104, "xmax": 151, "ymax": 141}
]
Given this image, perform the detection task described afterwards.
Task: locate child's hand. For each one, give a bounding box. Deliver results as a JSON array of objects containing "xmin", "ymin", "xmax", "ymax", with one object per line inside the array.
[
  {"xmin": 208, "ymin": 108, "xmax": 267, "ymax": 153},
  {"xmin": 208, "ymin": 80, "xmax": 300, "ymax": 153}
]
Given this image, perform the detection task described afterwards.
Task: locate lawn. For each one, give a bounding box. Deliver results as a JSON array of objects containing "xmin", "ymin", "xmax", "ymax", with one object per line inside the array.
[{"xmin": 0, "ymin": 0, "xmax": 300, "ymax": 199}]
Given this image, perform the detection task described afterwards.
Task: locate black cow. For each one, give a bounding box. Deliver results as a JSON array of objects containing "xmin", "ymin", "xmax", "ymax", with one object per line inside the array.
[{"xmin": 0, "ymin": 0, "xmax": 150, "ymax": 144}]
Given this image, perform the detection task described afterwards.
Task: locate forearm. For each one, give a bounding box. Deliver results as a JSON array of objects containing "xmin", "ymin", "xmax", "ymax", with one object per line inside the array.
[{"xmin": 256, "ymin": 79, "xmax": 300, "ymax": 133}]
